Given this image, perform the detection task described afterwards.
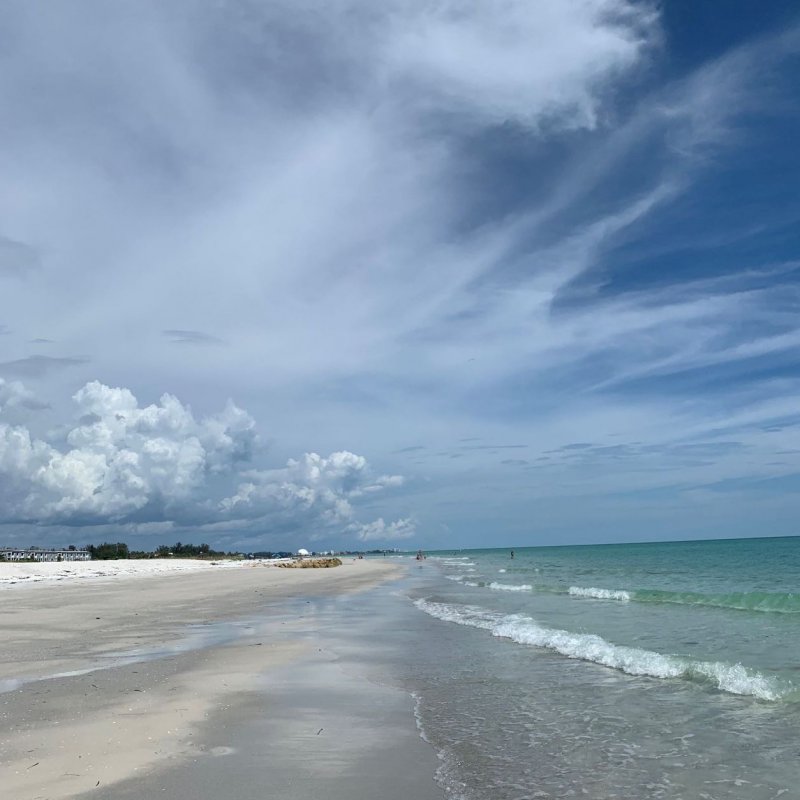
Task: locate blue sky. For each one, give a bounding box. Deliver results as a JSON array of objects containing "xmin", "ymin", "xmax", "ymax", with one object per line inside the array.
[{"xmin": 1, "ymin": 1, "xmax": 800, "ymax": 551}]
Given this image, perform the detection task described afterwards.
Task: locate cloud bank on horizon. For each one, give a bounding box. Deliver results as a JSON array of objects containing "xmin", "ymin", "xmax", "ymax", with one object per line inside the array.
[
  {"xmin": 0, "ymin": 379, "xmax": 409, "ymax": 544},
  {"xmin": 1, "ymin": 1, "xmax": 800, "ymax": 549}
]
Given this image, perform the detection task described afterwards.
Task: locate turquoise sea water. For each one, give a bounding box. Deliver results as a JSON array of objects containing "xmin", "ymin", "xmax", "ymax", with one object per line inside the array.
[{"xmin": 400, "ymin": 536, "xmax": 800, "ymax": 799}]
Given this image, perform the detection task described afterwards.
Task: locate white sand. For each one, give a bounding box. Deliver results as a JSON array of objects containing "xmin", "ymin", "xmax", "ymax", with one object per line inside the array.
[
  {"xmin": 0, "ymin": 559, "xmax": 401, "ymax": 800},
  {"xmin": 0, "ymin": 557, "xmax": 290, "ymax": 588}
]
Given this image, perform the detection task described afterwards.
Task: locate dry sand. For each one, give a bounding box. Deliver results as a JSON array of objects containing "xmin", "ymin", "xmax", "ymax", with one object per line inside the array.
[
  {"xmin": 0, "ymin": 558, "xmax": 440, "ymax": 800},
  {"xmin": 0, "ymin": 557, "xmax": 254, "ymax": 588}
]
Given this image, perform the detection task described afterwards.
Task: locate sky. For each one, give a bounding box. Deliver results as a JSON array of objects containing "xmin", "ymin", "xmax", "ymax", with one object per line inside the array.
[{"xmin": 2, "ymin": 0, "xmax": 800, "ymax": 552}]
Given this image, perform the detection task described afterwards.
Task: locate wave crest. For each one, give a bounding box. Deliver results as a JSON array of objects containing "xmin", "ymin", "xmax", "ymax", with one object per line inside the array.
[
  {"xmin": 414, "ymin": 599, "xmax": 787, "ymax": 702},
  {"xmin": 569, "ymin": 586, "xmax": 630, "ymax": 601},
  {"xmin": 488, "ymin": 582, "xmax": 532, "ymax": 593},
  {"xmin": 550, "ymin": 586, "xmax": 800, "ymax": 615}
]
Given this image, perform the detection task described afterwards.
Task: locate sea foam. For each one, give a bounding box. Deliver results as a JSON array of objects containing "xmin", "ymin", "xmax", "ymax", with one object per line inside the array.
[
  {"xmin": 569, "ymin": 586, "xmax": 631, "ymax": 601},
  {"xmin": 488, "ymin": 582, "xmax": 532, "ymax": 593},
  {"xmin": 414, "ymin": 599, "xmax": 786, "ymax": 701}
]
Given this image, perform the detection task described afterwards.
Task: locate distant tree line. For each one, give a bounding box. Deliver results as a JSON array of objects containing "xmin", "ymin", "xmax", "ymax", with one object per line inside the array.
[
  {"xmin": 85, "ymin": 541, "xmax": 234, "ymax": 560},
  {"xmin": 5, "ymin": 542, "xmax": 389, "ymax": 562},
  {"xmin": 155, "ymin": 542, "xmax": 214, "ymax": 557},
  {"xmin": 85, "ymin": 542, "xmax": 130, "ymax": 560}
]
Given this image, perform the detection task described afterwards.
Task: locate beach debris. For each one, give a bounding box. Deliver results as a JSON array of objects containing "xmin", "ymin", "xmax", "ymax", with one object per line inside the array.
[{"xmin": 316, "ymin": 728, "xmax": 324, "ymax": 735}]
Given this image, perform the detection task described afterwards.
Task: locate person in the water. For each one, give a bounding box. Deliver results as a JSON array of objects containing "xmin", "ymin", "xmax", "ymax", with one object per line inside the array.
[{"xmin": 510, "ymin": 550, "xmax": 514, "ymax": 559}]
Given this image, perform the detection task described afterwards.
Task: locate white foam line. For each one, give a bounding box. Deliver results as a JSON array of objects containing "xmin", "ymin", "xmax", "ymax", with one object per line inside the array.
[
  {"xmin": 488, "ymin": 582, "xmax": 532, "ymax": 592},
  {"xmin": 569, "ymin": 586, "xmax": 631, "ymax": 601},
  {"xmin": 414, "ymin": 598, "xmax": 786, "ymax": 702}
]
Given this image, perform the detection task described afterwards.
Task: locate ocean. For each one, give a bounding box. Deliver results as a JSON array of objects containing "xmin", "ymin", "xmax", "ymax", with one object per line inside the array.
[{"xmin": 372, "ymin": 537, "xmax": 800, "ymax": 799}]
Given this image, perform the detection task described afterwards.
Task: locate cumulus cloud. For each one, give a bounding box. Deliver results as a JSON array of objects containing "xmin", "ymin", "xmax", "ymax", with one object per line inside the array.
[
  {"xmin": 0, "ymin": 381, "xmax": 409, "ymax": 543},
  {"xmin": 0, "ymin": 378, "xmax": 49, "ymax": 413},
  {"xmin": 0, "ymin": 381, "xmax": 257, "ymax": 525},
  {"xmin": 350, "ymin": 517, "xmax": 417, "ymax": 542},
  {"xmin": 220, "ymin": 451, "xmax": 405, "ymax": 530}
]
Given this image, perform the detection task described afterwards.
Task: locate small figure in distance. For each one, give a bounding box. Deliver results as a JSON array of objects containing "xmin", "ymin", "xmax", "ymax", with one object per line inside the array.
[{"xmin": 510, "ymin": 550, "xmax": 515, "ymax": 559}]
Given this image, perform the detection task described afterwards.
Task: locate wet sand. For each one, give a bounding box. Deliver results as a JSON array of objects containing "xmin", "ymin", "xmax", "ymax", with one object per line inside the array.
[{"xmin": 0, "ymin": 559, "xmax": 443, "ymax": 800}]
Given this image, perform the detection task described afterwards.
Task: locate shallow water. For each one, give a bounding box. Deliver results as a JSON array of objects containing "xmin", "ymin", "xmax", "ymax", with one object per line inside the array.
[{"xmin": 396, "ymin": 538, "xmax": 800, "ymax": 798}]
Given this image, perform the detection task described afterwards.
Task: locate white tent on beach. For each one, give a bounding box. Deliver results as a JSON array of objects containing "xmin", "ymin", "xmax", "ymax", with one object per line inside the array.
[{"xmin": 297, "ymin": 548, "xmax": 309, "ymax": 557}]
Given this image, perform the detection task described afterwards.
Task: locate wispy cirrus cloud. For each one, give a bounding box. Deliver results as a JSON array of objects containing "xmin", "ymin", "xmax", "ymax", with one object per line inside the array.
[
  {"xmin": 0, "ymin": 2, "xmax": 798, "ymax": 547},
  {"xmin": 0, "ymin": 235, "xmax": 39, "ymax": 279},
  {"xmin": 0, "ymin": 355, "xmax": 90, "ymax": 378},
  {"xmin": 163, "ymin": 329, "xmax": 225, "ymax": 346}
]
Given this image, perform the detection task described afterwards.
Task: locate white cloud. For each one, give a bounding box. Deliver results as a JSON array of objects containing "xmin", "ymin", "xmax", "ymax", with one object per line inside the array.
[
  {"xmin": 0, "ymin": 382, "xmax": 408, "ymax": 541},
  {"xmin": 0, "ymin": 378, "xmax": 47, "ymax": 414},
  {"xmin": 0, "ymin": 380, "xmax": 406, "ymax": 536},
  {"xmin": 220, "ymin": 450, "xmax": 405, "ymax": 529},
  {"xmin": 0, "ymin": 2, "xmax": 797, "ymax": 547},
  {"xmin": 350, "ymin": 516, "xmax": 417, "ymax": 542},
  {"xmin": 0, "ymin": 381, "xmax": 256, "ymax": 525},
  {"xmin": 383, "ymin": 0, "xmax": 655, "ymax": 128}
]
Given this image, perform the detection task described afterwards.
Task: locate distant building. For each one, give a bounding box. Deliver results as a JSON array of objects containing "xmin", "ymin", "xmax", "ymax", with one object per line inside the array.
[{"xmin": 0, "ymin": 547, "xmax": 91, "ymax": 562}]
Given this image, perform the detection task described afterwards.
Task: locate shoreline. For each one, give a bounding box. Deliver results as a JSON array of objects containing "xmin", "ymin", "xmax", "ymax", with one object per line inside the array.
[{"xmin": 1, "ymin": 558, "xmax": 443, "ymax": 800}]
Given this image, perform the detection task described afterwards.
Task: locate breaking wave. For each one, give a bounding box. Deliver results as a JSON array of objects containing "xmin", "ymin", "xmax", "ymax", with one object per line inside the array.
[
  {"xmin": 489, "ymin": 582, "xmax": 532, "ymax": 593},
  {"xmin": 567, "ymin": 587, "xmax": 800, "ymax": 614},
  {"xmin": 543, "ymin": 585, "xmax": 800, "ymax": 615},
  {"xmin": 569, "ymin": 586, "xmax": 631, "ymax": 601},
  {"xmin": 414, "ymin": 599, "xmax": 788, "ymax": 702}
]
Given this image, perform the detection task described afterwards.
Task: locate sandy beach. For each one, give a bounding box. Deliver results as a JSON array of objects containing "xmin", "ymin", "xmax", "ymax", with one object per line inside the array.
[{"xmin": 0, "ymin": 558, "xmax": 443, "ymax": 800}]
